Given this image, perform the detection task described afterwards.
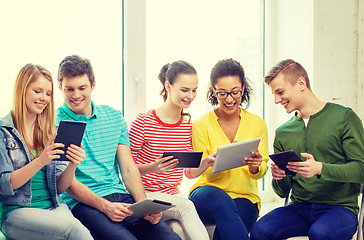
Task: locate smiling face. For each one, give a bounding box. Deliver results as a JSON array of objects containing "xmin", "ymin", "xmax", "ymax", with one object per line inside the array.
[
  {"xmin": 25, "ymin": 76, "xmax": 52, "ymax": 118},
  {"xmin": 59, "ymin": 74, "xmax": 95, "ymax": 117},
  {"xmin": 269, "ymin": 73, "xmax": 306, "ymax": 113},
  {"xmin": 166, "ymin": 73, "xmax": 198, "ymax": 109},
  {"xmin": 214, "ymin": 75, "xmax": 244, "ymax": 116}
]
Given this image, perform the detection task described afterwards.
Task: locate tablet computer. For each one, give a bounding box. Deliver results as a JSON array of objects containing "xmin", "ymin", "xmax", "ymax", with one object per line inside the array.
[
  {"xmin": 54, "ymin": 120, "xmax": 86, "ymax": 161},
  {"xmin": 212, "ymin": 137, "xmax": 261, "ymax": 173},
  {"xmin": 269, "ymin": 150, "xmax": 302, "ymax": 175},
  {"xmin": 127, "ymin": 198, "xmax": 175, "ymax": 218},
  {"xmin": 162, "ymin": 151, "xmax": 203, "ymax": 168}
]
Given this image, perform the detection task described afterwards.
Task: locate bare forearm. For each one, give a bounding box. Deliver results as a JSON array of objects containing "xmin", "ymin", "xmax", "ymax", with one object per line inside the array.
[
  {"xmin": 66, "ymin": 180, "xmax": 110, "ymax": 213},
  {"xmin": 188, "ymin": 165, "xmax": 209, "ymax": 178},
  {"xmin": 123, "ymin": 165, "xmax": 147, "ymax": 202},
  {"xmin": 117, "ymin": 144, "xmax": 147, "ymax": 202},
  {"xmin": 189, "ymin": 154, "xmax": 218, "ymax": 179},
  {"xmin": 56, "ymin": 164, "xmax": 77, "ymax": 193},
  {"xmin": 137, "ymin": 162, "xmax": 156, "ymax": 175}
]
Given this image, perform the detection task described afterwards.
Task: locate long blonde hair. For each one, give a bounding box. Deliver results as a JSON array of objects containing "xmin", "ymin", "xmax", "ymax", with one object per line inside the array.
[{"xmin": 11, "ymin": 64, "xmax": 55, "ymax": 159}]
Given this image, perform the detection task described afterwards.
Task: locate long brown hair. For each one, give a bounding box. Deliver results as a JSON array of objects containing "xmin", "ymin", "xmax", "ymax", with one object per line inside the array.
[{"xmin": 11, "ymin": 64, "xmax": 55, "ymax": 159}]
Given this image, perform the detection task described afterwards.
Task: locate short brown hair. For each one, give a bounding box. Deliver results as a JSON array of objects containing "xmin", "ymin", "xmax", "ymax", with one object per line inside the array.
[
  {"xmin": 264, "ymin": 59, "xmax": 310, "ymax": 89},
  {"xmin": 58, "ymin": 55, "xmax": 95, "ymax": 86}
]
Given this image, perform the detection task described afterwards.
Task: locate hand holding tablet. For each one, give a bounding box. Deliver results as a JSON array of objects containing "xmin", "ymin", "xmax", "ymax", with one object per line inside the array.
[
  {"xmin": 212, "ymin": 137, "xmax": 261, "ymax": 173},
  {"xmin": 127, "ymin": 198, "xmax": 175, "ymax": 218},
  {"xmin": 269, "ymin": 150, "xmax": 302, "ymax": 175},
  {"xmin": 54, "ymin": 120, "xmax": 86, "ymax": 161},
  {"xmin": 162, "ymin": 151, "xmax": 203, "ymax": 168}
]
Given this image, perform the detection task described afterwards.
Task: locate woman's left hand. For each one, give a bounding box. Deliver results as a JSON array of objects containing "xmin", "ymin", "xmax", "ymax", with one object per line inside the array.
[
  {"xmin": 243, "ymin": 150, "xmax": 262, "ymax": 174},
  {"xmin": 66, "ymin": 144, "xmax": 85, "ymax": 166}
]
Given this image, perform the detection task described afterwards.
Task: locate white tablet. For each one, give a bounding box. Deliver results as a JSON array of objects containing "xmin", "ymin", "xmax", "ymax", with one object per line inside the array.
[
  {"xmin": 212, "ymin": 137, "xmax": 261, "ymax": 173},
  {"xmin": 127, "ymin": 198, "xmax": 175, "ymax": 218}
]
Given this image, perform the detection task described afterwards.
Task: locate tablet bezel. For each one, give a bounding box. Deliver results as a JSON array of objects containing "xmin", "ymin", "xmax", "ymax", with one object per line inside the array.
[
  {"xmin": 54, "ymin": 120, "xmax": 86, "ymax": 161},
  {"xmin": 269, "ymin": 150, "xmax": 302, "ymax": 175},
  {"xmin": 162, "ymin": 151, "xmax": 203, "ymax": 168},
  {"xmin": 127, "ymin": 198, "xmax": 174, "ymax": 218},
  {"xmin": 212, "ymin": 137, "xmax": 261, "ymax": 173}
]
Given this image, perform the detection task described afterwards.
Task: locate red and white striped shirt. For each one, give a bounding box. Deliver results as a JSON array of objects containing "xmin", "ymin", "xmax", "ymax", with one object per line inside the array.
[{"xmin": 129, "ymin": 109, "xmax": 193, "ymax": 195}]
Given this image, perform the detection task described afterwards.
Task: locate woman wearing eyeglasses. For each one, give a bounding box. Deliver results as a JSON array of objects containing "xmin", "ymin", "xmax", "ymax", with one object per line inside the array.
[{"xmin": 185, "ymin": 58, "xmax": 269, "ymax": 240}]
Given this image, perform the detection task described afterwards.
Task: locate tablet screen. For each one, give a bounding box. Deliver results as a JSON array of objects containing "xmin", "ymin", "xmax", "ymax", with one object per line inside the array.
[
  {"xmin": 127, "ymin": 198, "xmax": 174, "ymax": 218},
  {"xmin": 212, "ymin": 137, "xmax": 261, "ymax": 173},
  {"xmin": 269, "ymin": 150, "xmax": 302, "ymax": 175},
  {"xmin": 54, "ymin": 120, "xmax": 86, "ymax": 161},
  {"xmin": 162, "ymin": 151, "xmax": 203, "ymax": 168}
]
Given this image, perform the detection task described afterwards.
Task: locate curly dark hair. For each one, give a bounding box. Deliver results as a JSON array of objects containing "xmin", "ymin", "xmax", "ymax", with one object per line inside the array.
[{"xmin": 207, "ymin": 58, "xmax": 252, "ymax": 108}]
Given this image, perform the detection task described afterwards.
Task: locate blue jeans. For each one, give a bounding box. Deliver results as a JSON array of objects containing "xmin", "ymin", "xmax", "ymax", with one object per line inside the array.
[
  {"xmin": 2, "ymin": 203, "xmax": 92, "ymax": 240},
  {"xmin": 72, "ymin": 193, "xmax": 181, "ymax": 240},
  {"xmin": 250, "ymin": 203, "xmax": 358, "ymax": 240},
  {"xmin": 189, "ymin": 186, "xmax": 259, "ymax": 240}
]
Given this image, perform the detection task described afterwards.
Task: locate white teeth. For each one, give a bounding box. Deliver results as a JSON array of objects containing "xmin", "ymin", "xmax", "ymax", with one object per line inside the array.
[{"xmin": 35, "ymin": 102, "xmax": 45, "ymax": 107}]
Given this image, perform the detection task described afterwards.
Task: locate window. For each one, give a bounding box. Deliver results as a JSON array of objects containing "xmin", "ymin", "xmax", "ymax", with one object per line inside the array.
[
  {"xmin": 0, "ymin": 0, "xmax": 124, "ymax": 116},
  {"xmin": 145, "ymin": 0, "xmax": 264, "ymax": 119},
  {"xmin": 143, "ymin": 0, "xmax": 265, "ymax": 196}
]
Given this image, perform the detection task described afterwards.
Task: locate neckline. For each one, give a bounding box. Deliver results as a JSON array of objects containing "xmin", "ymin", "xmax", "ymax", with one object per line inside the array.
[
  {"xmin": 295, "ymin": 102, "xmax": 329, "ymax": 120},
  {"xmin": 152, "ymin": 109, "xmax": 184, "ymax": 127},
  {"xmin": 211, "ymin": 108, "xmax": 243, "ymax": 143}
]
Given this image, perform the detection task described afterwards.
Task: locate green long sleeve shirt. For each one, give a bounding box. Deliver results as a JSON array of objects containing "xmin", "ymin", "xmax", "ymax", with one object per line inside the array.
[{"xmin": 272, "ymin": 103, "xmax": 364, "ymax": 215}]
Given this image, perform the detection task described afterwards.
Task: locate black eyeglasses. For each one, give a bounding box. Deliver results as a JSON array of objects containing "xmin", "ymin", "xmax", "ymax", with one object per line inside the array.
[{"xmin": 215, "ymin": 90, "xmax": 243, "ymax": 99}]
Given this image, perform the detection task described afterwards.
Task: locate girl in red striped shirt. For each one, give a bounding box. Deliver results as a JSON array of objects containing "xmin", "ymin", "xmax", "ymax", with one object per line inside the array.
[{"xmin": 129, "ymin": 60, "xmax": 210, "ymax": 240}]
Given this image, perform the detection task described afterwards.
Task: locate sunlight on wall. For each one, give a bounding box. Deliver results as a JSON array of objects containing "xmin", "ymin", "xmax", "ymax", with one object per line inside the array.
[
  {"xmin": 144, "ymin": 0, "xmax": 264, "ymax": 196},
  {"xmin": 0, "ymin": 0, "xmax": 123, "ymax": 117},
  {"xmin": 145, "ymin": 0, "xmax": 264, "ymax": 122}
]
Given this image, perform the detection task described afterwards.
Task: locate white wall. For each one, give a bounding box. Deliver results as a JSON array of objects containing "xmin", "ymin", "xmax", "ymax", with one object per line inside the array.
[
  {"xmin": 264, "ymin": 0, "xmax": 314, "ymax": 133},
  {"xmin": 0, "ymin": 0, "xmax": 123, "ymax": 117},
  {"xmin": 358, "ymin": 0, "xmax": 364, "ymax": 120},
  {"xmin": 356, "ymin": 0, "xmax": 364, "ymax": 121},
  {"xmin": 313, "ymin": 0, "xmax": 358, "ymax": 111},
  {"xmin": 124, "ymin": 0, "xmax": 147, "ymax": 123}
]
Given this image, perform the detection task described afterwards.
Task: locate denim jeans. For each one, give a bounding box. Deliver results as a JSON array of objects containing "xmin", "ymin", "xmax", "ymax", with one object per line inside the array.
[
  {"xmin": 250, "ymin": 203, "xmax": 358, "ymax": 240},
  {"xmin": 146, "ymin": 192, "xmax": 209, "ymax": 240},
  {"xmin": 72, "ymin": 193, "xmax": 181, "ymax": 240},
  {"xmin": 189, "ymin": 185, "xmax": 259, "ymax": 240},
  {"xmin": 1, "ymin": 203, "xmax": 93, "ymax": 240}
]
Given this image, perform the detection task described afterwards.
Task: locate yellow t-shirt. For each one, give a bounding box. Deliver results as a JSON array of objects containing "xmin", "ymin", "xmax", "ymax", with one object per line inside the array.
[{"xmin": 189, "ymin": 109, "xmax": 269, "ymax": 211}]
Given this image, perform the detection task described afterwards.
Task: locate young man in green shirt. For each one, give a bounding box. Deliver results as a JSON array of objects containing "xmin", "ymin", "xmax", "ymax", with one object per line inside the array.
[{"xmin": 251, "ymin": 59, "xmax": 364, "ymax": 240}]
